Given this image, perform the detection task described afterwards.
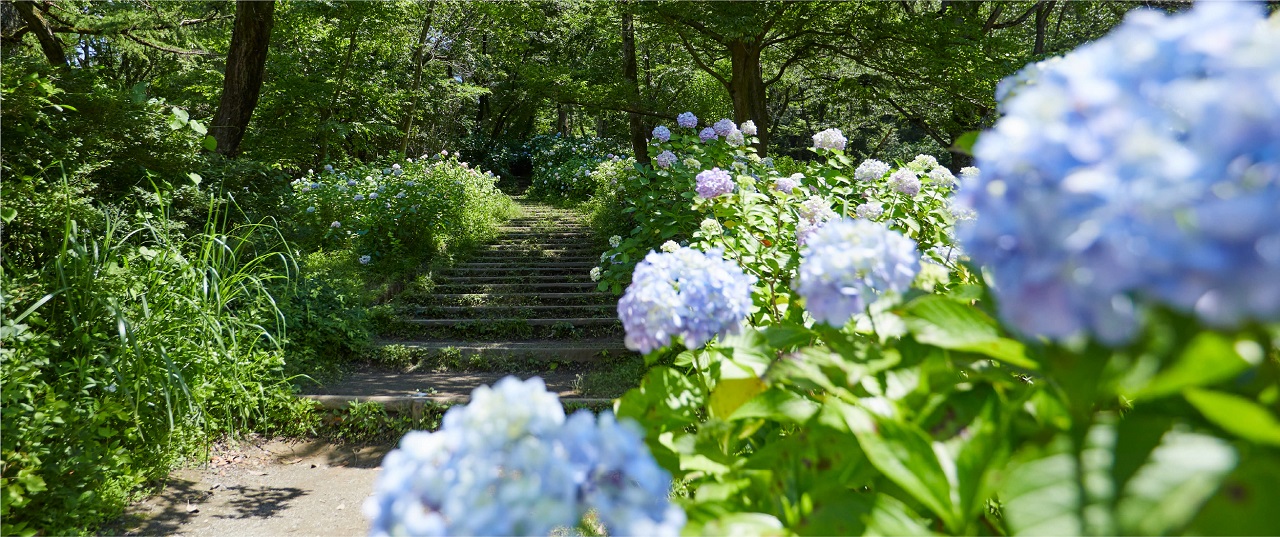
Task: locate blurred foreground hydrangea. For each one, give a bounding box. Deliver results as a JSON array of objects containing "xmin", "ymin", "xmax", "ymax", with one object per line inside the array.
[
  {"xmin": 365, "ymin": 377, "xmax": 685, "ymax": 537},
  {"xmin": 618, "ymin": 246, "xmax": 756, "ymax": 353},
  {"xmin": 957, "ymin": 2, "xmax": 1280, "ymax": 343},
  {"xmin": 795, "ymin": 219, "xmax": 920, "ymax": 326}
]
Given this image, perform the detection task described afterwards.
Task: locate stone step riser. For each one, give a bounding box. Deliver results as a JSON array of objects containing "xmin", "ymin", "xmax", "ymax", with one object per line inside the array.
[
  {"xmin": 404, "ymin": 318, "xmax": 620, "ymax": 328},
  {"xmin": 408, "ymin": 305, "xmax": 616, "ymax": 319}
]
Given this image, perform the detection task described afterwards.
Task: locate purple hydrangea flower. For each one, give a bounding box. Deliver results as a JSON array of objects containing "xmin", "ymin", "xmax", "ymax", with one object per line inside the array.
[
  {"xmin": 812, "ymin": 128, "xmax": 847, "ymax": 151},
  {"xmin": 618, "ymin": 247, "xmax": 756, "ymax": 353},
  {"xmin": 774, "ymin": 174, "xmax": 801, "ymax": 194},
  {"xmin": 652, "ymin": 125, "xmax": 671, "ymax": 143},
  {"xmin": 713, "ymin": 119, "xmax": 737, "ymax": 137},
  {"xmin": 677, "ymin": 112, "xmax": 698, "ymax": 129},
  {"xmin": 698, "ymin": 127, "xmax": 717, "ymax": 142},
  {"xmin": 855, "ymin": 201, "xmax": 884, "ymax": 220},
  {"xmin": 654, "ymin": 150, "xmax": 677, "ymax": 169},
  {"xmin": 795, "ymin": 219, "xmax": 920, "ymax": 326},
  {"xmin": 695, "ymin": 168, "xmax": 734, "ymax": 199},
  {"xmin": 958, "ymin": 2, "xmax": 1280, "ymax": 342}
]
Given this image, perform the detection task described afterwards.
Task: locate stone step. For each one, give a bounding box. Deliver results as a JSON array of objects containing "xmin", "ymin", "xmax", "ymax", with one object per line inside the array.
[
  {"xmin": 403, "ymin": 317, "xmax": 620, "ymax": 328},
  {"xmin": 408, "ymin": 304, "xmax": 616, "ymax": 319},
  {"xmin": 464, "ymin": 256, "xmax": 598, "ymax": 265},
  {"xmin": 425, "ymin": 292, "xmax": 614, "ymax": 307},
  {"xmin": 376, "ymin": 338, "xmax": 632, "ymax": 362},
  {"xmin": 443, "ymin": 274, "xmax": 595, "ymax": 284},
  {"xmin": 479, "ymin": 246, "xmax": 600, "ymax": 254},
  {"xmin": 454, "ymin": 261, "xmax": 595, "ymax": 268},
  {"xmin": 432, "ymin": 282, "xmax": 599, "ymax": 292},
  {"xmin": 493, "ymin": 232, "xmax": 594, "ymax": 238}
]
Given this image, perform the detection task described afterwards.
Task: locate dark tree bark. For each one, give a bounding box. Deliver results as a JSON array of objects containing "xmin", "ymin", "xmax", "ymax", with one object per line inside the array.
[
  {"xmin": 1034, "ymin": 1, "xmax": 1054, "ymax": 55},
  {"xmin": 727, "ymin": 40, "xmax": 770, "ymax": 153},
  {"xmin": 556, "ymin": 104, "xmax": 569, "ymax": 136},
  {"xmin": 13, "ymin": 1, "xmax": 67, "ymax": 67},
  {"xmin": 211, "ymin": 0, "xmax": 275, "ymax": 158},
  {"xmin": 622, "ymin": 10, "xmax": 648, "ymax": 163},
  {"xmin": 401, "ymin": 5, "xmax": 436, "ymax": 156}
]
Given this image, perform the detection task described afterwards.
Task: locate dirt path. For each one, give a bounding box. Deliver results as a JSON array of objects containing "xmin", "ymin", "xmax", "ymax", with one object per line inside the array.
[{"xmin": 106, "ymin": 437, "xmax": 390, "ymax": 536}]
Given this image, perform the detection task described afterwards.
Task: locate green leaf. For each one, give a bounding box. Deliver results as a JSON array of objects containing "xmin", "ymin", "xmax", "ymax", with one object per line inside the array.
[
  {"xmin": 168, "ymin": 115, "xmax": 186, "ymax": 130},
  {"xmin": 1115, "ymin": 429, "xmax": 1237, "ymax": 535},
  {"xmin": 799, "ymin": 487, "xmax": 934, "ymax": 536},
  {"xmin": 1130, "ymin": 333, "xmax": 1255, "ymax": 400},
  {"xmin": 840, "ymin": 402, "xmax": 960, "ymax": 532},
  {"xmin": 729, "ymin": 387, "xmax": 819, "ymax": 423},
  {"xmin": 202, "ymin": 135, "xmax": 218, "ymax": 151},
  {"xmin": 950, "ymin": 131, "xmax": 980, "ymax": 156},
  {"xmin": 171, "ymin": 106, "xmax": 189, "ymax": 122},
  {"xmin": 188, "ymin": 173, "xmax": 202, "ymax": 185},
  {"xmin": 709, "ymin": 376, "xmax": 767, "ymax": 419},
  {"xmin": 902, "ymin": 295, "xmax": 1037, "ymax": 370},
  {"xmin": 187, "ymin": 119, "xmax": 207, "ymax": 135},
  {"xmin": 696, "ymin": 513, "xmax": 785, "ymax": 537},
  {"xmin": 1186, "ymin": 454, "xmax": 1280, "ymax": 535},
  {"xmin": 1, "ymin": 206, "xmax": 16, "ymax": 224},
  {"xmin": 1184, "ymin": 389, "xmax": 1280, "ymax": 447}
]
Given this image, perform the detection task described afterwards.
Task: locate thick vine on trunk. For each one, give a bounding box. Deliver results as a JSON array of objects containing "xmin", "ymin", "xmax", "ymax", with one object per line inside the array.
[{"xmin": 211, "ymin": 0, "xmax": 275, "ymax": 158}]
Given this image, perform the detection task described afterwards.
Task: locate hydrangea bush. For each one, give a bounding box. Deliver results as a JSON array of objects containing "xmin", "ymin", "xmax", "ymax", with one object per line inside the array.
[
  {"xmin": 288, "ymin": 153, "xmax": 514, "ymax": 271},
  {"xmin": 525, "ymin": 134, "xmax": 625, "ymax": 202},
  {"xmin": 603, "ymin": 6, "xmax": 1280, "ymax": 537}
]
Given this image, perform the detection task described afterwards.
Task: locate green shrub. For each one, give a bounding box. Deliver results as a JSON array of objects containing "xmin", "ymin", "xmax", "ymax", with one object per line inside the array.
[{"xmin": 0, "ymin": 202, "xmax": 304, "ymax": 535}]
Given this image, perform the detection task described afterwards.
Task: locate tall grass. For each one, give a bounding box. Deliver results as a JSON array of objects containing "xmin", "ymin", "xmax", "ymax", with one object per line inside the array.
[{"xmin": 1, "ymin": 196, "xmax": 309, "ymax": 535}]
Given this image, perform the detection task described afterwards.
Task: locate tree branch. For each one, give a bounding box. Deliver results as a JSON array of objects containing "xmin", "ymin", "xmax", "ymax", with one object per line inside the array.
[
  {"xmin": 671, "ymin": 24, "xmax": 729, "ymax": 87},
  {"xmin": 764, "ymin": 43, "xmax": 813, "ymax": 87},
  {"xmin": 121, "ymin": 29, "xmax": 216, "ymax": 56},
  {"xmin": 989, "ymin": 2, "xmax": 1042, "ymax": 31}
]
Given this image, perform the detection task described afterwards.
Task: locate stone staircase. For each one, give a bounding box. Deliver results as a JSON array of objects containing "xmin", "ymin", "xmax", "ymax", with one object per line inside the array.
[{"xmin": 304, "ymin": 199, "xmax": 636, "ymax": 414}]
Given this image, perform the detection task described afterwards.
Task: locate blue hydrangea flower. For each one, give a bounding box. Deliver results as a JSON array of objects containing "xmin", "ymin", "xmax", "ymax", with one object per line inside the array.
[
  {"xmin": 330, "ymin": 221, "xmax": 341, "ymax": 228},
  {"xmin": 812, "ymin": 128, "xmax": 847, "ymax": 151},
  {"xmin": 359, "ymin": 255, "xmax": 371, "ymax": 265},
  {"xmin": 654, "ymin": 150, "xmax": 677, "ymax": 169},
  {"xmin": 652, "ymin": 125, "xmax": 671, "ymax": 143},
  {"xmin": 365, "ymin": 377, "xmax": 683, "ymax": 537},
  {"xmin": 795, "ymin": 219, "xmax": 920, "ymax": 326},
  {"xmin": 889, "ymin": 169, "xmax": 921, "ymax": 197},
  {"xmin": 617, "ymin": 247, "xmax": 757, "ymax": 353},
  {"xmin": 957, "ymin": 2, "xmax": 1280, "ymax": 343},
  {"xmin": 774, "ymin": 174, "xmax": 801, "ymax": 194},
  {"xmin": 712, "ymin": 118, "xmax": 737, "ymax": 137},
  {"xmin": 698, "ymin": 127, "xmax": 717, "ymax": 142},
  {"xmin": 677, "ymin": 112, "xmax": 698, "ymax": 129},
  {"xmin": 306, "ymin": 206, "xmax": 316, "ymax": 213},
  {"xmin": 855, "ymin": 159, "xmax": 890, "ymax": 182},
  {"xmin": 695, "ymin": 168, "xmax": 734, "ymax": 199},
  {"xmin": 740, "ymin": 120, "xmax": 758, "ymax": 136}
]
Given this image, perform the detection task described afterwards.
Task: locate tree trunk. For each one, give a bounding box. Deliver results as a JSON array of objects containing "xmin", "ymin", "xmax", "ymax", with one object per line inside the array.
[
  {"xmin": 727, "ymin": 40, "xmax": 769, "ymax": 154},
  {"xmin": 212, "ymin": 0, "xmax": 275, "ymax": 158},
  {"xmin": 1033, "ymin": 1, "xmax": 1054, "ymax": 55},
  {"xmin": 13, "ymin": 1, "xmax": 67, "ymax": 67},
  {"xmin": 400, "ymin": 5, "xmax": 436, "ymax": 156},
  {"xmin": 556, "ymin": 104, "xmax": 568, "ymax": 136},
  {"xmin": 319, "ymin": 23, "xmax": 358, "ymax": 163},
  {"xmin": 622, "ymin": 9, "xmax": 648, "ymax": 163}
]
